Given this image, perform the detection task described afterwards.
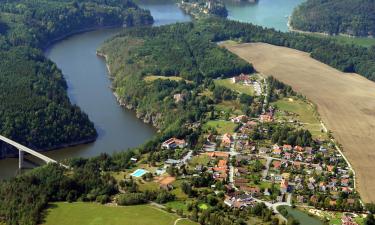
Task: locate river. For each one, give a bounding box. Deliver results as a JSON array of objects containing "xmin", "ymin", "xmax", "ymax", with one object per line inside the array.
[
  {"xmin": 0, "ymin": 0, "xmax": 304, "ymax": 178},
  {"xmin": 0, "ymin": 0, "xmax": 191, "ymax": 178}
]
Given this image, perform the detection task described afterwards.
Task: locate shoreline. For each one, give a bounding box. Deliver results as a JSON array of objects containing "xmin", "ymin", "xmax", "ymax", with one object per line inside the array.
[
  {"xmin": 0, "ymin": 25, "xmax": 127, "ymax": 161},
  {"xmin": 96, "ymin": 52, "xmax": 161, "ymax": 131},
  {"xmin": 287, "ymin": 16, "xmax": 374, "ymax": 40}
]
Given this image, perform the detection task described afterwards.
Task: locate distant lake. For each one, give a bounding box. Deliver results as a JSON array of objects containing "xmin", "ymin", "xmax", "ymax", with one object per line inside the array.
[{"xmin": 224, "ymin": 0, "xmax": 305, "ymax": 32}]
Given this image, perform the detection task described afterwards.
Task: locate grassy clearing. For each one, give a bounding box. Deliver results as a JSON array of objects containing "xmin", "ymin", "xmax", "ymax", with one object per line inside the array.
[
  {"xmin": 308, "ymin": 33, "xmax": 375, "ymax": 47},
  {"xmin": 214, "ymin": 78, "xmax": 254, "ymax": 96},
  {"xmin": 272, "ymin": 97, "xmax": 326, "ymax": 139},
  {"xmin": 165, "ymin": 201, "xmax": 187, "ymax": 212},
  {"xmin": 171, "ymin": 179, "xmax": 189, "ymax": 200},
  {"xmin": 215, "ymin": 100, "xmax": 243, "ymax": 116},
  {"xmin": 203, "ymin": 120, "xmax": 237, "ymax": 134},
  {"xmin": 144, "ymin": 75, "xmax": 186, "ymax": 83},
  {"xmin": 43, "ymin": 202, "xmax": 197, "ymax": 225},
  {"xmin": 189, "ymin": 155, "xmax": 211, "ymax": 167}
]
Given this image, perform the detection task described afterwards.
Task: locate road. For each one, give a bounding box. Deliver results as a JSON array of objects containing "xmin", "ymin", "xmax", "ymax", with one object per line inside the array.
[{"xmin": 262, "ymin": 157, "xmax": 273, "ymax": 179}]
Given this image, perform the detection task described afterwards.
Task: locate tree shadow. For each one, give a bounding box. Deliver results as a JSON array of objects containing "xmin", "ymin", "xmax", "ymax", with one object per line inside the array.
[{"xmin": 39, "ymin": 203, "xmax": 59, "ymax": 224}]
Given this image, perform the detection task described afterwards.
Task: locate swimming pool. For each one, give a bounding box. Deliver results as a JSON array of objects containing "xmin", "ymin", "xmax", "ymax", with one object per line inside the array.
[{"xmin": 131, "ymin": 169, "xmax": 149, "ymax": 177}]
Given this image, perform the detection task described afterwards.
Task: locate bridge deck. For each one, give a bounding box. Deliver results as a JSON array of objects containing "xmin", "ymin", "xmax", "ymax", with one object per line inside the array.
[{"xmin": 0, "ymin": 135, "xmax": 68, "ymax": 168}]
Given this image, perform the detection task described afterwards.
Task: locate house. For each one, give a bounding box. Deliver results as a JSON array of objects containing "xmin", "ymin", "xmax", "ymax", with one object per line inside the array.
[
  {"xmin": 162, "ymin": 138, "xmax": 187, "ymax": 149},
  {"xmin": 273, "ymin": 148, "xmax": 282, "ymax": 155},
  {"xmin": 295, "ymin": 154, "xmax": 303, "ymax": 161},
  {"xmin": 272, "ymin": 161, "xmax": 281, "ymax": 170},
  {"xmin": 231, "ymin": 115, "xmax": 249, "ymax": 123},
  {"xmin": 130, "ymin": 157, "xmax": 138, "ymax": 163},
  {"xmin": 204, "ymin": 151, "xmax": 229, "ymax": 158},
  {"xmin": 305, "ymin": 147, "xmax": 314, "ymax": 154},
  {"xmin": 341, "ymin": 178, "xmax": 350, "ymax": 187},
  {"xmin": 310, "ymin": 195, "xmax": 318, "ymax": 204},
  {"xmin": 319, "ymin": 182, "xmax": 327, "ymax": 191},
  {"xmin": 283, "ymin": 144, "xmax": 293, "ymax": 151},
  {"xmin": 327, "ymin": 165, "xmax": 335, "ymax": 173},
  {"xmin": 294, "ymin": 146, "xmax": 304, "ymax": 152},
  {"xmin": 297, "ymin": 195, "xmax": 305, "ymax": 203},
  {"xmin": 284, "ymin": 152, "xmax": 292, "ymax": 160},
  {"xmin": 221, "ymin": 133, "xmax": 233, "ymax": 146},
  {"xmin": 232, "ymin": 74, "xmax": 251, "ymax": 84},
  {"xmin": 165, "ymin": 159, "xmax": 181, "ymax": 165},
  {"xmin": 260, "ymin": 114, "xmax": 273, "ymax": 122}
]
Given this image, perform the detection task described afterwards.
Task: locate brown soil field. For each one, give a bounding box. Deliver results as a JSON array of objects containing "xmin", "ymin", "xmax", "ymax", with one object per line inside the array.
[{"xmin": 223, "ymin": 42, "xmax": 375, "ymax": 203}]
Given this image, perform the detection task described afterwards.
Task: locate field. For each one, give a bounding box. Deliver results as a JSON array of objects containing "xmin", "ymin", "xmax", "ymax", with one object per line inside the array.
[
  {"xmin": 272, "ymin": 97, "xmax": 326, "ymax": 139},
  {"xmin": 43, "ymin": 202, "xmax": 197, "ymax": 225},
  {"xmin": 223, "ymin": 42, "xmax": 375, "ymax": 203},
  {"xmin": 203, "ymin": 120, "xmax": 238, "ymax": 134},
  {"xmin": 214, "ymin": 78, "xmax": 254, "ymax": 95}
]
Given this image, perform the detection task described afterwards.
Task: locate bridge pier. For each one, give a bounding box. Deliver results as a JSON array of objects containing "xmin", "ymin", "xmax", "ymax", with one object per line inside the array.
[{"xmin": 18, "ymin": 149, "xmax": 24, "ymax": 169}]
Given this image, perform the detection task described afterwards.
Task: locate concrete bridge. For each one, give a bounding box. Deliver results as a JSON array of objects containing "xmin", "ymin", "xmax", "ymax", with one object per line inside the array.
[{"xmin": 0, "ymin": 135, "xmax": 68, "ymax": 169}]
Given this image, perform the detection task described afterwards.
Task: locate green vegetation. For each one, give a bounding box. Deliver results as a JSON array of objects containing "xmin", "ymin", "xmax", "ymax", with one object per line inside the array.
[
  {"xmin": 203, "ymin": 120, "xmax": 237, "ymax": 134},
  {"xmin": 144, "ymin": 75, "xmax": 186, "ymax": 82},
  {"xmin": 272, "ymin": 98, "xmax": 325, "ymax": 138},
  {"xmin": 214, "ymin": 78, "xmax": 254, "ymax": 95},
  {"xmin": 310, "ymin": 33, "xmax": 375, "ymax": 48},
  {"xmin": 0, "ymin": 0, "xmax": 153, "ymax": 155},
  {"xmin": 43, "ymin": 202, "xmax": 197, "ymax": 225},
  {"xmin": 291, "ymin": 0, "xmax": 375, "ymax": 37}
]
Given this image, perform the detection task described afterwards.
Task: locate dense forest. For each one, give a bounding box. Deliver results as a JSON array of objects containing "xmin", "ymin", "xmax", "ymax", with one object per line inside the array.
[
  {"xmin": 290, "ymin": 0, "xmax": 375, "ymax": 37},
  {"xmin": 0, "ymin": 0, "xmax": 153, "ymax": 156}
]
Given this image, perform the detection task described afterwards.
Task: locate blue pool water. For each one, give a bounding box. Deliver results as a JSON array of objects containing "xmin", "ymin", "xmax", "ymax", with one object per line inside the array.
[{"xmin": 131, "ymin": 169, "xmax": 148, "ymax": 177}]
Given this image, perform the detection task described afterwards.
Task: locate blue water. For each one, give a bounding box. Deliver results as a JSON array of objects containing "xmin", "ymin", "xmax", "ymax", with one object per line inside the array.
[
  {"xmin": 224, "ymin": 0, "xmax": 305, "ymax": 32},
  {"xmin": 131, "ymin": 169, "xmax": 148, "ymax": 177}
]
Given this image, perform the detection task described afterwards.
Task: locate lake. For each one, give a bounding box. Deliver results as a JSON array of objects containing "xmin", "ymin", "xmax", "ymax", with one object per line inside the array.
[{"xmin": 224, "ymin": 0, "xmax": 305, "ymax": 32}]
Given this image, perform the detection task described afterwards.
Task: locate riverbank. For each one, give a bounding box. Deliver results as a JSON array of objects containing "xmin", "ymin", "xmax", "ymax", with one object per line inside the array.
[{"xmin": 96, "ymin": 52, "xmax": 162, "ymax": 130}]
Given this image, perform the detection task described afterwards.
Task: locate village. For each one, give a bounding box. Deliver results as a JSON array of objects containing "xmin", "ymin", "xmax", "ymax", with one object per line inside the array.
[{"xmin": 118, "ymin": 73, "xmax": 364, "ymax": 225}]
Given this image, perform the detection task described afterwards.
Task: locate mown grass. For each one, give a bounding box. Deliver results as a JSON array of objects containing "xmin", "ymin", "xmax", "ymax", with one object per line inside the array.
[
  {"xmin": 272, "ymin": 97, "xmax": 326, "ymax": 139},
  {"xmin": 214, "ymin": 78, "xmax": 254, "ymax": 96},
  {"xmin": 165, "ymin": 201, "xmax": 187, "ymax": 212},
  {"xmin": 189, "ymin": 155, "xmax": 211, "ymax": 167},
  {"xmin": 203, "ymin": 120, "xmax": 238, "ymax": 134},
  {"xmin": 43, "ymin": 202, "xmax": 197, "ymax": 225}
]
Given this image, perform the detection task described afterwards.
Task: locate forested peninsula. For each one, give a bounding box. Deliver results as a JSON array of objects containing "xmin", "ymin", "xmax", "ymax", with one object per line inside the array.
[
  {"xmin": 290, "ymin": 0, "xmax": 375, "ymax": 37},
  {"xmin": 0, "ymin": 0, "xmax": 153, "ymax": 158}
]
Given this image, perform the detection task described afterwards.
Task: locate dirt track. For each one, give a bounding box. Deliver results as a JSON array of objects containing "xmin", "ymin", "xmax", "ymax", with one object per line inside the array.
[{"xmin": 224, "ymin": 42, "xmax": 375, "ymax": 203}]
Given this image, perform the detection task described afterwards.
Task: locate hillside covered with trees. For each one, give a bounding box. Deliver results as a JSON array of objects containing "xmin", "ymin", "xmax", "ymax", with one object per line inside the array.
[
  {"xmin": 0, "ymin": 0, "xmax": 153, "ymax": 156},
  {"xmin": 290, "ymin": 0, "xmax": 375, "ymax": 37}
]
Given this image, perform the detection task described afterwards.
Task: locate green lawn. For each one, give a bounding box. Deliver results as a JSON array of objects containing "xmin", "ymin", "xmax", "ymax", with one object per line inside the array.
[
  {"xmin": 214, "ymin": 78, "xmax": 254, "ymax": 96},
  {"xmin": 189, "ymin": 155, "xmax": 211, "ymax": 167},
  {"xmin": 165, "ymin": 201, "xmax": 187, "ymax": 212},
  {"xmin": 203, "ymin": 120, "xmax": 237, "ymax": 134},
  {"xmin": 272, "ymin": 98, "xmax": 326, "ymax": 139},
  {"xmin": 43, "ymin": 202, "xmax": 197, "ymax": 225},
  {"xmin": 215, "ymin": 100, "xmax": 243, "ymax": 116}
]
